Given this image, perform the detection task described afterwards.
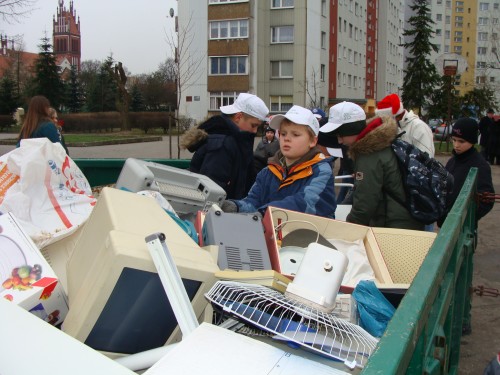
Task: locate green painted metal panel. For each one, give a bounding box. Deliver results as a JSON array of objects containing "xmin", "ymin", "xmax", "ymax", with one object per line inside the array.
[
  {"xmin": 361, "ymin": 168, "xmax": 478, "ymax": 374},
  {"xmin": 74, "ymin": 158, "xmax": 191, "ymax": 187}
]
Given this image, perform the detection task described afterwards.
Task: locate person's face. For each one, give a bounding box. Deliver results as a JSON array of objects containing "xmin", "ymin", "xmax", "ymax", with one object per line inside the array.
[
  {"xmin": 451, "ymin": 136, "xmax": 474, "ymax": 155},
  {"xmin": 337, "ymin": 134, "xmax": 358, "ymax": 146},
  {"xmin": 488, "ymin": 112, "xmax": 494, "ymax": 119},
  {"xmin": 233, "ymin": 113, "xmax": 262, "ymax": 133},
  {"xmin": 278, "ymin": 121, "xmax": 317, "ymax": 165},
  {"xmin": 265, "ymin": 130, "xmax": 275, "ymax": 141},
  {"xmin": 51, "ymin": 113, "xmax": 58, "ymax": 124}
]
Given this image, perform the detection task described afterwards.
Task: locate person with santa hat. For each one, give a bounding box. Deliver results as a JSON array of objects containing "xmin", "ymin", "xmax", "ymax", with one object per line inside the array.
[{"xmin": 375, "ymin": 93, "xmax": 435, "ymax": 157}]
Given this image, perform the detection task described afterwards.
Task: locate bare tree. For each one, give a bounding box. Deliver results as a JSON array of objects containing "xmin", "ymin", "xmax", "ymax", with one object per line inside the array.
[
  {"xmin": 298, "ymin": 69, "xmax": 325, "ymax": 109},
  {"xmin": 165, "ymin": 12, "xmax": 205, "ymax": 158},
  {"xmin": 0, "ymin": 0, "xmax": 37, "ymax": 24}
]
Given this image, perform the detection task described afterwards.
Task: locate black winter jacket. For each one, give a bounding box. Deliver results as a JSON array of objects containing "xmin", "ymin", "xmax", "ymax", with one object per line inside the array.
[
  {"xmin": 180, "ymin": 115, "xmax": 256, "ymax": 199},
  {"xmin": 444, "ymin": 147, "xmax": 494, "ymax": 222}
]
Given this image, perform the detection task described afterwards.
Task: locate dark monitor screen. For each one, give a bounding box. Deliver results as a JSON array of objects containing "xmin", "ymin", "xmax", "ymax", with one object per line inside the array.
[{"xmin": 85, "ymin": 267, "xmax": 201, "ymax": 354}]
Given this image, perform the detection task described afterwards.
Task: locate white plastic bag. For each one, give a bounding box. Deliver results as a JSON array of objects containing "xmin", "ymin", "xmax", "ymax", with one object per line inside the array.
[{"xmin": 0, "ymin": 138, "xmax": 96, "ymax": 248}]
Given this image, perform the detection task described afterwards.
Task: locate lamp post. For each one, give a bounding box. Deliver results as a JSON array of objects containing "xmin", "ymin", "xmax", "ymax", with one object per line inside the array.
[{"xmin": 442, "ymin": 59, "xmax": 458, "ymax": 151}]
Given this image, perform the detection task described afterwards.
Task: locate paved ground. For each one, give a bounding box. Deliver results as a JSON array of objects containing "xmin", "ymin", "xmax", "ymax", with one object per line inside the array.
[{"xmin": 1, "ymin": 134, "xmax": 498, "ymax": 373}]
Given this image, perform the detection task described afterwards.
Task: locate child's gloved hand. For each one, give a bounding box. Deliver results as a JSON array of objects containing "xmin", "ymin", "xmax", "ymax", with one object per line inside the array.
[{"xmin": 220, "ymin": 200, "xmax": 238, "ymax": 213}]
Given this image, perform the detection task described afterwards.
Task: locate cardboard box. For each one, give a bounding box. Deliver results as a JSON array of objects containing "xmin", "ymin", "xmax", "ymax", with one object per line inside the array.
[
  {"xmin": 0, "ymin": 213, "xmax": 69, "ymax": 326},
  {"xmin": 262, "ymin": 207, "xmax": 393, "ymax": 287}
]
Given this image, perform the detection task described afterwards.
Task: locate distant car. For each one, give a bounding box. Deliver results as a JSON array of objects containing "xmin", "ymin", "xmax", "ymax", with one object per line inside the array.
[
  {"xmin": 428, "ymin": 119, "xmax": 443, "ymax": 131},
  {"xmin": 434, "ymin": 123, "xmax": 453, "ymax": 141}
]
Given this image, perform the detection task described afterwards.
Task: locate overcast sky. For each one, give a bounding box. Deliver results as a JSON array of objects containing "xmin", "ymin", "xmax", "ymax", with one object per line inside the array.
[{"xmin": 1, "ymin": 0, "xmax": 177, "ymax": 75}]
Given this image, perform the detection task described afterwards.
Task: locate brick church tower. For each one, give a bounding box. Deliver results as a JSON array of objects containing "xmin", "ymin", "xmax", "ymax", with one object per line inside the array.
[{"xmin": 53, "ymin": 0, "xmax": 81, "ymax": 73}]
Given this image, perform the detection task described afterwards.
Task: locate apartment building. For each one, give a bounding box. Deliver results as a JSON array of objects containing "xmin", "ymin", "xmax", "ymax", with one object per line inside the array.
[
  {"xmin": 377, "ymin": 1, "xmax": 404, "ymax": 100},
  {"xmin": 428, "ymin": 0, "xmax": 500, "ymax": 104},
  {"xmin": 177, "ymin": 0, "xmax": 408, "ymax": 121}
]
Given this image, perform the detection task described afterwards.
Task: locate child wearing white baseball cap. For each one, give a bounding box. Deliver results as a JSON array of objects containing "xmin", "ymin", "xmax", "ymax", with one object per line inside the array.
[{"xmin": 220, "ymin": 105, "xmax": 337, "ymax": 219}]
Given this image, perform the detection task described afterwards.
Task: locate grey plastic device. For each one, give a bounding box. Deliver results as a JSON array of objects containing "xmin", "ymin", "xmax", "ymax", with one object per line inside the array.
[{"xmin": 202, "ymin": 210, "xmax": 271, "ymax": 271}]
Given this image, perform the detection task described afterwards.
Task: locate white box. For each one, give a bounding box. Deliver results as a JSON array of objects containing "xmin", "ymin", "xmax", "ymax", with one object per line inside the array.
[
  {"xmin": 262, "ymin": 207, "xmax": 393, "ymax": 287},
  {"xmin": 0, "ymin": 213, "xmax": 69, "ymax": 326}
]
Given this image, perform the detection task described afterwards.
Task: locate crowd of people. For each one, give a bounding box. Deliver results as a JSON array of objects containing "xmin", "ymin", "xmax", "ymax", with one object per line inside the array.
[{"xmin": 17, "ymin": 92, "xmax": 495, "ymax": 230}]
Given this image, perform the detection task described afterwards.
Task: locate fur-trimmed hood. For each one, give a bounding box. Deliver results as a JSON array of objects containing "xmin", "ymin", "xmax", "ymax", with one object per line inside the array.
[
  {"xmin": 348, "ymin": 116, "xmax": 398, "ymax": 160},
  {"xmin": 180, "ymin": 115, "xmax": 239, "ymax": 152}
]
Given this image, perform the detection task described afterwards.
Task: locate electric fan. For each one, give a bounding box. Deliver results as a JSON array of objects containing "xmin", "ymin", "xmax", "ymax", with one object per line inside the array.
[{"xmin": 205, "ymin": 280, "xmax": 378, "ymax": 369}]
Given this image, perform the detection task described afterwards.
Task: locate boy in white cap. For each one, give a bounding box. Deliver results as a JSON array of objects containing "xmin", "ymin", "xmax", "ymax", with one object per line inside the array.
[
  {"xmin": 181, "ymin": 93, "xmax": 269, "ymax": 199},
  {"xmin": 375, "ymin": 93, "xmax": 435, "ymax": 157},
  {"xmin": 221, "ymin": 105, "xmax": 337, "ymax": 218},
  {"xmin": 327, "ymin": 102, "xmax": 424, "ymax": 230}
]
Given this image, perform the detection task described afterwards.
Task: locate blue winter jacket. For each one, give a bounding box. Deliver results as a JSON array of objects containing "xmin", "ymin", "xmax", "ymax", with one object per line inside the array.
[
  {"xmin": 234, "ymin": 149, "xmax": 337, "ymax": 218},
  {"xmin": 17, "ymin": 120, "xmax": 69, "ymax": 154}
]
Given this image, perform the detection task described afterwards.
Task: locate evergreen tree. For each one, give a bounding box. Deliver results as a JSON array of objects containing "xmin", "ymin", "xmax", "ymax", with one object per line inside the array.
[
  {"xmin": 0, "ymin": 74, "xmax": 20, "ymax": 115},
  {"xmin": 86, "ymin": 55, "xmax": 117, "ymax": 112},
  {"xmin": 65, "ymin": 64, "xmax": 84, "ymax": 113},
  {"xmin": 401, "ymin": 0, "xmax": 441, "ymax": 115},
  {"xmin": 459, "ymin": 86, "xmax": 498, "ymax": 118},
  {"xmin": 130, "ymin": 84, "xmax": 145, "ymax": 111},
  {"xmin": 29, "ymin": 35, "xmax": 65, "ymax": 108}
]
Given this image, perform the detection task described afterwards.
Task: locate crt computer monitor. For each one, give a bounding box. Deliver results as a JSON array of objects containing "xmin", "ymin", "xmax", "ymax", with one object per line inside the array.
[{"xmin": 61, "ymin": 187, "xmax": 219, "ymax": 357}]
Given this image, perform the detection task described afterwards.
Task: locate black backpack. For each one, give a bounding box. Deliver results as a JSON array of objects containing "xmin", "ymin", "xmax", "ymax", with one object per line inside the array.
[{"xmin": 386, "ymin": 138, "xmax": 454, "ymax": 225}]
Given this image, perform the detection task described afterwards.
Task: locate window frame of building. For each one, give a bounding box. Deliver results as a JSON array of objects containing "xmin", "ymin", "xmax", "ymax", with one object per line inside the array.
[
  {"xmin": 478, "ymin": 32, "xmax": 488, "ymax": 41},
  {"xmin": 209, "ymin": 55, "xmax": 248, "ymax": 75},
  {"xmin": 271, "ymin": 26, "xmax": 294, "ymax": 43},
  {"xmin": 271, "ymin": 0, "xmax": 294, "ymax": 9},
  {"xmin": 270, "ymin": 95, "xmax": 293, "ymax": 112},
  {"xmin": 209, "ymin": 91, "xmax": 241, "ymax": 110},
  {"xmin": 320, "ymin": 64, "xmax": 325, "ymax": 81},
  {"xmin": 321, "ymin": 31, "xmax": 326, "ymax": 49},
  {"xmin": 209, "ymin": 0, "xmax": 249, "ymax": 3},
  {"xmin": 270, "ymin": 60, "xmax": 293, "ymax": 78},
  {"xmin": 209, "ymin": 19, "xmax": 249, "ymax": 40},
  {"xmin": 479, "ymin": 2, "xmax": 489, "ymax": 11}
]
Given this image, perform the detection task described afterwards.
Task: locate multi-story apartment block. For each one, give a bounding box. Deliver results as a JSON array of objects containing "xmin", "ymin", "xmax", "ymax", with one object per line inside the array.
[
  {"xmin": 377, "ymin": 1, "xmax": 404, "ymax": 100},
  {"xmin": 177, "ymin": 0, "xmax": 408, "ymax": 121},
  {"xmin": 428, "ymin": 1, "xmax": 500, "ymax": 106},
  {"xmin": 331, "ymin": 0, "xmax": 372, "ymax": 110}
]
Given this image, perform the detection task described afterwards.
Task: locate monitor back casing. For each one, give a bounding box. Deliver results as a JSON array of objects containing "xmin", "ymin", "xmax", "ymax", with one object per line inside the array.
[{"xmin": 62, "ymin": 187, "xmax": 219, "ymax": 357}]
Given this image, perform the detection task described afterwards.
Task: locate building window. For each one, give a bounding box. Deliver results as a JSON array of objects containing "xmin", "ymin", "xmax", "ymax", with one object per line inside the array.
[
  {"xmin": 321, "ymin": 31, "xmax": 326, "ymax": 49},
  {"xmin": 209, "ymin": 91, "xmax": 240, "ymax": 110},
  {"xmin": 270, "ymin": 96, "xmax": 293, "ymax": 112},
  {"xmin": 320, "ymin": 64, "xmax": 325, "ymax": 81},
  {"xmin": 495, "ymin": 3, "xmax": 499, "ymax": 10},
  {"xmin": 271, "ymin": 61, "xmax": 293, "ymax": 78},
  {"xmin": 209, "ymin": 19, "xmax": 248, "ymax": 39},
  {"xmin": 479, "ymin": 2, "xmax": 489, "ymax": 11},
  {"xmin": 478, "ymin": 32, "xmax": 488, "ymax": 41},
  {"xmin": 479, "ymin": 17, "xmax": 489, "ymax": 25},
  {"xmin": 477, "ymin": 47, "xmax": 487, "ymax": 55},
  {"xmin": 477, "ymin": 61, "xmax": 487, "ymax": 68},
  {"xmin": 209, "ymin": 0, "xmax": 249, "ymax": 3},
  {"xmin": 271, "ymin": 26, "xmax": 294, "ymax": 43},
  {"xmin": 445, "ymin": 30, "xmax": 450, "ymax": 39},
  {"xmin": 271, "ymin": 0, "xmax": 294, "ymax": 8},
  {"xmin": 321, "ymin": 0, "xmax": 326, "ymax": 16},
  {"xmin": 436, "ymin": 29, "xmax": 442, "ymax": 36},
  {"xmin": 445, "ymin": 15, "xmax": 450, "ymax": 24},
  {"xmin": 436, "ymin": 14, "xmax": 442, "ymax": 21},
  {"xmin": 210, "ymin": 56, "xmax": 248, "ymax": 75}
]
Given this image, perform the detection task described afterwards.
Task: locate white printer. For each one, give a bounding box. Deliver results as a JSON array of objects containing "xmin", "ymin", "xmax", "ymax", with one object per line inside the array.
[{"xmin": 116, "ymin": 158, "xmax": 226, "ymax": 215}]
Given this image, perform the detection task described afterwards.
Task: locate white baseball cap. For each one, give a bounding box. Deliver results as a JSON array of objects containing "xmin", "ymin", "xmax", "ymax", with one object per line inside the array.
[
  {"xmin": 320, "ymin": 101, "xmax": 366, "ymax": 133},
  {"xmin": 220, "ymin": 93, "xmax": 269, "ymax": 121},
  {"xmin": 269, "ymin": 105, "xmax": 320, "ymax": 136}
]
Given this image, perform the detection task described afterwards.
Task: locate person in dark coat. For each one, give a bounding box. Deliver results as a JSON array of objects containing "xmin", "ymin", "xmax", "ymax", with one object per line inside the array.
[
  {"xmin": 180, "ymin": 93, "xmax": 269, "ymax": 199},
  {"xmin": 478, "ymin": 108, "xmax": 495, "ymax": 161},
  {"xmin": 327, "ymin": 101, "xmax": 423, "ymax": 230},
  {"xmin": 488, "ymin": 117, "xmax": 500, "ymax": 165},
  {"xmin": 253, "ymin": 125, "xmax": 280, "ymax": 175},
  {"xmin": 439, "ymin": 118, "xmax": 494, "ymax": 226}
]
